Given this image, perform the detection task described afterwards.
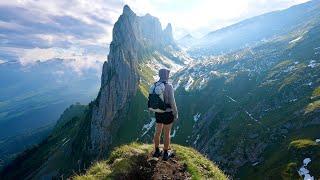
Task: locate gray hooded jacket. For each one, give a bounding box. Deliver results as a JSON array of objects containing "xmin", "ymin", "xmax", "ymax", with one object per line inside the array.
[{"xmin": 158, "ymin": 69, "xmax": 178, "ymax": 120}]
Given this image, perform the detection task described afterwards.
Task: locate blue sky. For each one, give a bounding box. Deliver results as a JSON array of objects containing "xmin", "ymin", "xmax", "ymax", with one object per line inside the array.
[{"xmin": 0, "ymin": 0, "xmax": 309, "ymax": 71}]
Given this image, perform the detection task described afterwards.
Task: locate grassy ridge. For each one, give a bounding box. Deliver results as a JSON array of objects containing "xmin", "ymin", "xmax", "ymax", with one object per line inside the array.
[{"xmin": 74, "ymin": 143, "xmax": 228, "ymax": 180}]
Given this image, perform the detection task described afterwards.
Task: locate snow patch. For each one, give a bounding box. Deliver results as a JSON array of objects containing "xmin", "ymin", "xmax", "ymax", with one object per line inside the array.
[
  {"xmin": 245, "ymin": 111, "xmax": 258, "ymax": 122},
  {"xmin": 289, "ymin": 98, "xmax": 298, "ymax": 102},
  {"xmin": 199, "ymin": 77, "xmax": 207, "ymax": 89},
  {"xmin": 289, "ymin": 36, "xmax": 303, "ymax": 44},
  {"xmin": 184, "ymin": 76, "xmax": 194, "ymax": 91},
  {"xmin": 306, "ymin": 82, "xmax": 313, "ymax": 86},
  {"xmin": 170, "ymin": 126, "xmax": 179, "ymax": 138},
  {"xmin": 303, "ymin": 158, "xmax": 311, "ymax": 166},
  {"xmin": 141, "ymin": 118, "xmax": 156, "ymax": 137},
  {"xmin": 308, "ymin": 60, "xmax": 319, "ymax": 68},
  {"xmin": 193, "ymin": 113, "xmax": 201, "ymax": 122},
  {"xmin": 170, "ymin": 129, "xmax": 176, "ymax": 138},
  {"xmin": 62, "ymin": 138, "xmax": 70, "ymax": 146},
  {"xmin": 226, "ymin": 95, "xmax": 237, "ymax": 102},
  {"xmin": 156, "ymin": 52, "xmax": 183, "ymax": 73},
  {"xmin": 193, "ymin": 134, "xmax": 200, "ymax": 145},
  {"xmin": 252, "ymin": 162, "xmax": 259, "ymax": 166},
  {"xmin": 173, "ymin": 76, "xmax": 183, "ymax": 90},
  {"xmin": 283, "ymin": 65, "xmax": 297, "ymax": 73},
  {"xmin": 316, "ymin": 139, "xmax": 320, "ymax": 143},
  {"xmin": 298, "ymin": 158, "xmax": 314, "ymax": 180}
]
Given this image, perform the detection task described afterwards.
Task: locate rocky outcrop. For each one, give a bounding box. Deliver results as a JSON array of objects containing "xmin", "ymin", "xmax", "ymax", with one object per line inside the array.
[
  {"xmin": 90, "ymin": 5, "xmax": 178, "ymax": 156},
  {"xmin": 163, "ymin": 23, "xmax": 175, "ymax": 46}
]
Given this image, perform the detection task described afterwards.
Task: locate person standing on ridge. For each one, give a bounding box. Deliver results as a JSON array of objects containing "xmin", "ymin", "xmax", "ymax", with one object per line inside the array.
[{"xmin": 147, "ymin": 68, "xmax": 178, "ymax": 161}]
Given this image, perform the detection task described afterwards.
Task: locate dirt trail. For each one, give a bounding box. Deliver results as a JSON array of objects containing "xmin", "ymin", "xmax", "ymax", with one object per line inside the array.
[
  {"xmin": 119, "ymin": 151, "xmax": 191, "ymax": 180},
  {"xmin": 148, "ymin": 154, "xmax": 191, "ymax": 180}
]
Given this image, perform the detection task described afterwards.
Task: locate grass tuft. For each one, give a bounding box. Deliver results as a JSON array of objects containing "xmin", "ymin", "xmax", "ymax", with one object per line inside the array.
[
  {"xmin": 305, "ymin": 100, "xmax": 320, "ymax": 114},
  {"xmin": 289, "ymin": 139, "xmax": 318, "ymax": 150}
]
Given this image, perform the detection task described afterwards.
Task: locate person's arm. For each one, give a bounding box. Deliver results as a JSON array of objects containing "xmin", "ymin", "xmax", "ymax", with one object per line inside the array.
[{"xmin": 168, "ymin": 85, "xmax": 178, "ymax": 120}]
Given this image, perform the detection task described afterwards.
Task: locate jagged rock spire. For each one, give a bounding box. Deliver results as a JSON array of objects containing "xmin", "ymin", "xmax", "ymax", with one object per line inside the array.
[
  {"xmin": 163, "ymin": 23, "xmax": 174, "ymax": 45},
  {"xmin": 90, "ymin": 5, "xmax": 179, "ymax": 156},
  {"xmin": 123, "ymin": 4, "xmax": 135, "ymax": 16},
  {"xmin": 164, "ymin": 23, "xmax": 173, "ymax": 36}
]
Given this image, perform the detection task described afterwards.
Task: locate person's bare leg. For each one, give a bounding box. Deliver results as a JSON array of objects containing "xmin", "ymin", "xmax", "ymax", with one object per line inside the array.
[
  {"xmin": 163, "ymin": 123, "xmax": 172, "ymax": 151},
  {"xmin": 153, "ymin": 123, "xmax": 163, "ymax": 149}
]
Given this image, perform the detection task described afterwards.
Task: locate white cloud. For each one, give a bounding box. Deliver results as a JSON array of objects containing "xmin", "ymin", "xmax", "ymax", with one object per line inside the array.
[
  {"xmin": 19, "ymin": 47, "xmax": 105, "ymax": 74},
  {"xmin": 0, "ymin": 59, "xmax": 6, "ymax": 64},
  {"xmin": 0, "ymin": 0, "xmax": 311, "ymax": 71},
  {"xmin": 0, "ymin": 20, "xmax": 28, "ymax": 30},
  {"xmin": 0, "ymin": 0, "xmax": 117, "ymax": 74},
  {"xmin": 0, "ymin": 0, "xmax": 311, "ymax": 40}
]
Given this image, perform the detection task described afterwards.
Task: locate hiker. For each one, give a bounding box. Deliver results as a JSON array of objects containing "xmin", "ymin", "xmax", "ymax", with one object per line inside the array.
[{"xmin": 148, "ymin": 68, "xmax": 178, "ymax": 160}]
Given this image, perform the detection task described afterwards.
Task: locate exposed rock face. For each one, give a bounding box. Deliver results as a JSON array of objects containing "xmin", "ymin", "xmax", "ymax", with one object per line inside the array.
[
  {"xmin": 163, "ymin": 23, "xmax": 175, "ymax": 46},
  {"xmin": 90, "ymin": 5, "xmax": 177, "ymax": 156}
]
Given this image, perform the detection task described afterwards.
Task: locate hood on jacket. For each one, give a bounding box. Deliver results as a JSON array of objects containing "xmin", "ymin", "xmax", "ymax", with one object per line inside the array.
[{"xmin": 159, "ymin": 68, "xmax": 170, "ymax": 82}]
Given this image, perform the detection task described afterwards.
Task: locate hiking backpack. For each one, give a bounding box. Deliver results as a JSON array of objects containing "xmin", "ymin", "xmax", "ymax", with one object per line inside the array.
[{"xmin": 148, "ymin": 81, "xmax": 167, "ymax": 113}]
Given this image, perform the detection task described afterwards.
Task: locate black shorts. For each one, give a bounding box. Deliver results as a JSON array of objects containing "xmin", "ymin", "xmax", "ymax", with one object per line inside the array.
[{"xmin": 155, "ymin": 112, "xmax": 174, "ymax": 125}]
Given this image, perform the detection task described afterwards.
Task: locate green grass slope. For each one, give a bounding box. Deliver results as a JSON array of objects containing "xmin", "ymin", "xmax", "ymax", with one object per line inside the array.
[
  {"xmin": 0, "ymin": 103, "xmax": 92, "ymax": 179},
  {"xmin": 74, "ymin": 143, "xmax": 228, "ymax": 180}
]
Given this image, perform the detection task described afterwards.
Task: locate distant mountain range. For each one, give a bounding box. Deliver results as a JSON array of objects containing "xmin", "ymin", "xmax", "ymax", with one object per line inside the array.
[
  {"xmin": 179, "ymin": 0, "xmax": 320, "ymax": 57},
  {"xmin": 0, "ymin": 59, "xmax": 101, "ymax": 169},
  {"xmin": 1, "ymin": 1, "xmax": 320, "ymax": 179},
  {"xmin": 177, "ymin": 34, "xmax": 196, "ymax": 49}
]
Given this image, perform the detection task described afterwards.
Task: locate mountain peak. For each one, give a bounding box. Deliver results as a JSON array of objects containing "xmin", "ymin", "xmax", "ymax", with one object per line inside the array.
[
  {"xmin": 163, "ymin": 23, "xmax": 175, "ymax": 46},
  {"xmin": 178, "ymin": 34, "xmax": 193, "ymax": 42},
  {"xmin": 180, "ymin": 33, "xmax": 194, "ymax": 40},
  {"xmin": 165, "ymin": 23, "xmax": 172, "ymax": 32},
  {"xmin": 123, "ymin": 5, "xmax": 135, "ymax": 16}
]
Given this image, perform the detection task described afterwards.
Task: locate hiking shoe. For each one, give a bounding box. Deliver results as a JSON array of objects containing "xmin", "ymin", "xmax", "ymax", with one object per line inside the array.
[
  {"xmin": 153, "ymin": 148, "xmax": 162, "ymax": 158},
  {"xmin": 163, "ymin": 150, "xmax": 172, "ymax": 161}
]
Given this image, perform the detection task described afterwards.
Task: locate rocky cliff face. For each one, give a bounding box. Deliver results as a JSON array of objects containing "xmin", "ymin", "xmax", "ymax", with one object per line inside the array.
[{"xmin": 90, "ymin": 5, "xmax": 178, "ymax": 156}]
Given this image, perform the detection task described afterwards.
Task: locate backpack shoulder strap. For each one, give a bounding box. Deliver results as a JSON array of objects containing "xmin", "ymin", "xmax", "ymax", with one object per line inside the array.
[
  {"xmin": 152, "ymin": 81, "xmax": 166, "ymax": 94},
  {"xmin": 152, "ymin": 82, "xmax": 158, "ymax": 93}
]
